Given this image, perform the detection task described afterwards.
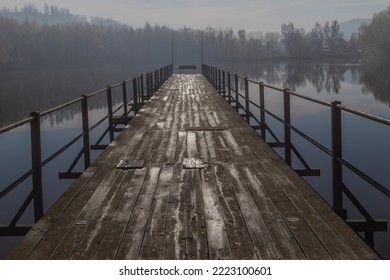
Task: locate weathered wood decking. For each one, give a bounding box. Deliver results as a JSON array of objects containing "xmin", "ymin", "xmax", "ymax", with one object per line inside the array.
[{"xmin": 8, "ymin": 74, "xmax": 378, "ymax": 260}]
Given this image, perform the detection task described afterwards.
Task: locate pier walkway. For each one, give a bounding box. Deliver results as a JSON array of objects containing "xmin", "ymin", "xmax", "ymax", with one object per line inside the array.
[{"xmin": 7, "ymin": 74, "xmax": 378, "ymax": 259}]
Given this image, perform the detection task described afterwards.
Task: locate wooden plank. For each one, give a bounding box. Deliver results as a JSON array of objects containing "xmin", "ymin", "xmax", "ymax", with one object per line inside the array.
[
  {"xmin": 185, "ymin": 169, "xmax": 208, "ymax": 259},
  {"xmin": 164, "ymin": 130, "xmax": 177, "ymax": 165},
  {"xmin": 274, "ymin": 161, "xmax": 379, "ymax": 259},
  {"xmin": 152, "ymin": 130, "xmax": 171, "ymax": 165},
  {"xmin": 92, "ymin": 168, "xmax": 147, "ymax": 259},
  {"xmin": 213, "ymin": 164, "xmax": 257, "ymax": 259},
  {"xmin": 249, "ymin": 164, "xmax": 332, "ymax": 259},
  {"xmin": 67, "ymin": 170, "xmax": 135, "ymax": 260},
  {"xmin": 138, "ymin": 166, "xmax": 173, "ymax": 260},
  {"xmin": 204, "ymin": 131, "xmax": 219, "ymax": 161},
  {"xmin": 6, "ymin": 166, "xmax": 99, "ymax": 259},
  {"xmin": 186, "ymin": 131, "xmax": 198, "ymax": 159},
  {"xmin": 115, "ymin": 167, "xmax": 161, "ymax": 259},
  {"xmin": 8, "ymin": 74, "xmax": 379, "ymax": 261},
  {"xmin": 175, "ymin": 131, "xmax": 187, "ymax": 164},
  {"xmin": 213, "ymin": 131, "xmax": 233, "ymax": 162},
  {"xmin": 263, "ymin": 162, "xmax": 359, "ymax": 259},
  {"xmin": 200, "ymin": 166, "xmax": 231, "ymax": 259},
  {"xmin": 162, "ymin": 167, "xmax": 187, "ymax": 259},
  {"xmin": 237, "ymin": 165, "xmax": 306, "ymax": 259},
  {"xmin": 224, "ymin": 163, "xmax": 280, "ymax": 259},
  {"xmin": 26, "ymin": 167, "xmax": 122, "ymax": 259},
  {"xmin": 196, "ymin": 131, "xmax": 209, "ymax": 161},
  {"xmin": 48, "ymin": 168, "xmax": 127, "ymax": 259}
]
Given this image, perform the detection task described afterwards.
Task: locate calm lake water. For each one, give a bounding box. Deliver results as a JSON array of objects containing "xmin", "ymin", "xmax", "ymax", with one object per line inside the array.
[{"xmin": 0, "ymin": 59, "xmax": 389, "ymax": 259}]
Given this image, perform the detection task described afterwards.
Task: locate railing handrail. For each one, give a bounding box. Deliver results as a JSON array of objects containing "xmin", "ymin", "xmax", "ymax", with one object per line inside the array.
[
  {"xmin": 213, "ymin": 65, "xmax": 390, "ymax": 125},
  {"xmin": 202, "ymin": 63, "xmax": 388, "ymax": 248},
  {"xmin": 0, "ymin": 64, "xmax": 174, "ymax": 236}
]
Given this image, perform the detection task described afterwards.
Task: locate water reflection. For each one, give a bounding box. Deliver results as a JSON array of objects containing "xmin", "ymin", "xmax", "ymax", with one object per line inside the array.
[
  {"xmin": 0, "ymin": 65, "xmax": 152, "ymax": 128},
  {"xmin": 2, "ymin": 59, "xmax": 389, "ymax": 129},
  {"xmin": 216, "ymin": 58, "xmax": 390, "ymax": 258},
  {"xmin": 360, "ymin": 58, "xmax": 390, "ymax": 107},
  {"xmin": 221, "ymin": 58, "xmax": 390, "ymax": 106}
]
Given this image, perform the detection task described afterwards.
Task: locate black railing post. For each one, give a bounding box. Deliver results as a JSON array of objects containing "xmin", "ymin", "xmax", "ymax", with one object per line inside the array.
[
  {"xmin": 245, "ymin": 77, "xmax": 250, "ymax": 123},
  {"xmin": 227, "ymin": 72, "xmax": 231, "ymax": 105},
  {"xmin": 154, "ymin": 71, "xmax": 157, "ymax": 91},
  {"xmin": 222, "ymin": 70, "xmax": 226, "ymax": 99},
  {"xmin": 283, "ymin": 89, "xmax": 292, "ymax": 166},
  {"xmin": 156, "ymin": 70, "xmax": 159, "ymax": 90},
  {"xmin": 260, "ymin": 82, "xmax": 266, "ymax": 140},
  {"xmin": 151, "ymin": 72, "xmax": 154, "ymax": 94},
  {"xmin": 137, "ymin": 76, "xmax": 141, "ymax": 102},
  {"xmin": 140, "ymin": 74, "xmax": 145, "ymax": 105},
  {"xmin": 156, "ymin": 70, "xmax": 159, "ymax": 88},
  {"xmin": 235, "ymin": 74, "xmax": 239, "ymax": 112},
  {"xmin": 158, "ymin": 69, "xmax": 160, "ymax": 88},
  {"xmin": 146, "ymin": 74, "xmax": 150, "ymax": 100},
  {"xmin": 81, "ymin": 96, "xmax": 91, "ymax": 169},
  {"xmin": 149, "ymin": 72, "xmax": 156, "ymax": 94},
  {"xmin": 106, "ymin": 86, "xmax": 114, "ymax": 142},
  {"xmin": 154, "ymin": 71, "xmax": 159, "ymax": 91},
  {"xmin": 218, "ymin": 69, "xmax": 222, "ymax": 94},
  {"xmin": 214, "ymin": 68, "xmax": 218, "ymax": 89},
  {"xmin": 331, "ymin": 101, "xmax": 344, "ymax": 218},
  {"xmin": 30, "ymin": 111, "xmax": 44, "ymax": 222},
  {"xmin": 122, "ymin": 81, "xmax": 128, "ymax": 121},
  {"xmin": 133, "ymin": 78, "xmax": 138, "ymax": 114}
]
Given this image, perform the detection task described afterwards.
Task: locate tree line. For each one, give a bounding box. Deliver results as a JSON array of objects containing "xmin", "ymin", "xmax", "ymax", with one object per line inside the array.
[{"xmin": 0, "ymin": 4, "xmax": 389, "ymax": 70}]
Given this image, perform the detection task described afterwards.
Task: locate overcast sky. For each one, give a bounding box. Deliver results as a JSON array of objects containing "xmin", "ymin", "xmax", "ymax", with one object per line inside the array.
[{"xmin": 0, "ymin": 0, "xmax": 389, "ymax": 32}]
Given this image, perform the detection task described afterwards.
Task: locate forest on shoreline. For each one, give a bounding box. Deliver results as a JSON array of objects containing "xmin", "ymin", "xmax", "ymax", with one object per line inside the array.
[{"xmin": 0, "ymin": 4, "xmax": 389, "ymax": 70}]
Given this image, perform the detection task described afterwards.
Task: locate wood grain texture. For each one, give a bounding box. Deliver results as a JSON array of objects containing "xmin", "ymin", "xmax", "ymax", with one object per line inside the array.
[{"xmin": 7, "ymin": 74, "xmax": 379, "ymax": 260}]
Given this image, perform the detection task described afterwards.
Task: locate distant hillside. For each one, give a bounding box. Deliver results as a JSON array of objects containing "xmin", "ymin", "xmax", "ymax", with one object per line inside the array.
[
  {"xmin": 340, "ymin": 18, "xmax": 371, "ymax": 39},
  {"xmin": 0, "ymin": 3, "xmax": 124, "ymax": 28}
]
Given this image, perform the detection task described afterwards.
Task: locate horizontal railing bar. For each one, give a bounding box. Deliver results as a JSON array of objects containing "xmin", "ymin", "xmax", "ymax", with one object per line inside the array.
[
  {"xmin": 124, "ymin": 78, "xmax": 133, "ymax": 83},
  {"xmin": 263, "ymin": 107, "xmax": 284, "ymax": 124},
  {"xmin": 339, "ymin": 105, "xmax": 390, "ymax": 126},
  {"xmin": 40, "ymin": 97, "xmax": 83, "ymax": 117},
  {"xmin": 289, "ymin": 123, "xmax": 333, "ymax": 157},
  {"xmin": 0, "ymin": 64, "xmax": 172, "ymax": 235},
  {"xmin": 204, "ymin": 64, "xmax": 390, "ymax": 225},
  {"xmin": 86, "ymin": 88, "xmax": 107, "ymax": 98},
  {"xmin": 0, "ymin": 226, "xmax": 32, "ymax": 236},
  {"xmin": 339, "ymin": 158, "xmax": 390, "ymax": 197},
  {"xmin": 112, "ymin": 104, "xmax": 125, "ymax": 115},
  {"xmin": 263, "ymin": 84, "xmax": 284, "ymax": 92},
  {"xmin": 89, "ymin": 114, "xmax": 110, "ymax": 132},
  {"xmin": 248, "ymin": 99, "xmax": 261, "ymax": 110},
  {"xmin": 41, "ymin": 131, "xmax": 84, "ymax": 168},
  {"xmin": 237, "ymin": 92, "xmax": 246, "ymax": 100},
  {"xmin": 287, "ymin": 90, "xmax": 332, "ymax": 107},
  {"xmin": 0, "ymin": 117, "xmax": 34, "ymax": 134},
  {"xmin": 111, "ymin": 81, "xmax": 123, "ymax": 88},
  {"xmin": 0, "ymin": 169, "xmax": 35, "ymax": 199},
  {"xmin": 247, "ymin": 79, "xmax": 260, "ymax": 84}
]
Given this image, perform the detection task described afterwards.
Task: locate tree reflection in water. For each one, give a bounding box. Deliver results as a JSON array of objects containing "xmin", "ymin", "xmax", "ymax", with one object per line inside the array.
[
  {"xmin": 360, "ymin": 58, "xmax": 390, "ymax": 107},
  {"xmin": 221, "ymin": 58, "xmax": 390, "ymax": 107}
]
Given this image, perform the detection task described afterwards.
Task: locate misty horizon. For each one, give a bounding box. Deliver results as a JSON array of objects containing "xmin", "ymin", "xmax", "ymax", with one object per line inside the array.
[{"xmin": 0, "ymin": 0, "xmax": 388, "ymax": 33}]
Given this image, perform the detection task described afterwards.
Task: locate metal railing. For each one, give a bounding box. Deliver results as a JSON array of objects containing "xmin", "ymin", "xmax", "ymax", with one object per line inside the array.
[
  {"xmin": 202, "ymin": 64, "xmax": 389, "ymax": 247},
  {"xmin": 0, "ymin": 64, "xmax": 173, "ymax": 236}
]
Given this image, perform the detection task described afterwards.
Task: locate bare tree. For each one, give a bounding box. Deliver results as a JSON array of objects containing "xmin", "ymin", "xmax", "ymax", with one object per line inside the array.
[
  {"xmin": 323, "ymin": 20, "xmax": 344, "ymax": 53},
  {"xmin": 359, "ymin": 7, "xmax": 390, "ymax": 56}
]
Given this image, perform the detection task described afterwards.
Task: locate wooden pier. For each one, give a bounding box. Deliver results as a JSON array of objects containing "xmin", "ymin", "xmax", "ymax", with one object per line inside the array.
[{"xmin": 7, "ymin": 74, "xmax": 379, "ymax": 260}]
